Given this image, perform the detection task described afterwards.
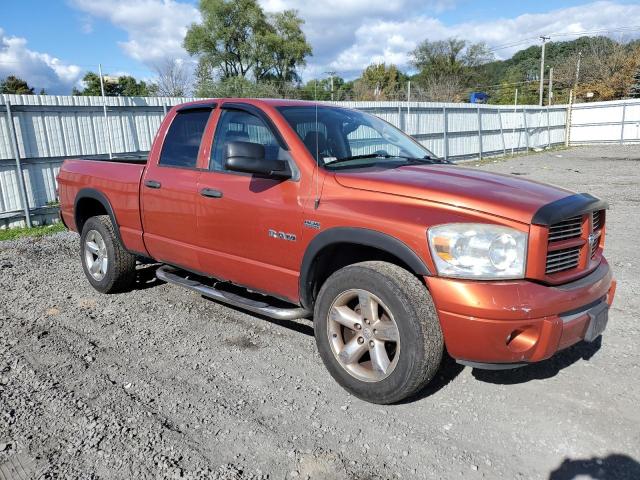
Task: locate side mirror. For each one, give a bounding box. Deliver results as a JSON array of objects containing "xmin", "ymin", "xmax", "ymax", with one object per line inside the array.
[{"xmin": 224, "ymin": 141, "xmax": 291, "ymax": 179}]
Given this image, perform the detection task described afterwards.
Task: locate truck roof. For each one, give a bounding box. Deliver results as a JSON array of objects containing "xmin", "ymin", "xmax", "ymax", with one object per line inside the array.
[{"xmin": 175, "ymin": 98, "xmax": 331, "ymax": 109}]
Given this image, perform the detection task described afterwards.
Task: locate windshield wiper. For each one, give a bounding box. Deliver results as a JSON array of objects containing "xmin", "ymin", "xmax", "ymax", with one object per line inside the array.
[{"xmin": 328, "ymin": 154, "xmax": 437, "ymax": 165}]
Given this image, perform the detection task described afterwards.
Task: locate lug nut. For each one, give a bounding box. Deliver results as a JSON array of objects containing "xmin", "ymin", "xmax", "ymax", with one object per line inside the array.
[
  {"xmin": 373, "ymin": 329, "xmax": 377, "ymax": 334},
  {"xmin": 354, "ymin": 323, "xmax": 362, "ymax": 330},
  {"xmin": 357, "ymin": 337, "xmax": 364, "ymax": 344},
  {"xmin": 369, "ymin": 340, "xmax": 375, "ymax": 347}
]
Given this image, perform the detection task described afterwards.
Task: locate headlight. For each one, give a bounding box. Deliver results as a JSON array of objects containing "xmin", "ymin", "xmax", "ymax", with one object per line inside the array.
[{"xmin": 427, "ymin": 223, "xmax": 527, "ymax": 279}]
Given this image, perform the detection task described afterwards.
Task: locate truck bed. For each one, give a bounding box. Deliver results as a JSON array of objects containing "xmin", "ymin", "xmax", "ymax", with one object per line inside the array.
[{"xmin": 57, "ymin": 156, "xmax": 148, "ymax": 255}]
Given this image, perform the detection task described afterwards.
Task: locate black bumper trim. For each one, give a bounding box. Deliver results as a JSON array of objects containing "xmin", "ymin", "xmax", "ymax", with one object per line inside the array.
[
  {"xmin": 456, "ymin": 360, "xmax": 528, "ymax": 370},
  {"xmin": 532, "ymin": 193, "xmax": 608, "ymax": 226}
]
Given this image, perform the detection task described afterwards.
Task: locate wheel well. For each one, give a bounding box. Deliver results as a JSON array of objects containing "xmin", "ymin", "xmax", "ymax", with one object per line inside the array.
[
  {"xmin": 306, "ymin": 242, "xmax": 422, "ymax": 307},
  {"xmin": 75, "ymin": 197, "xmax": 108, "ymax": 233}
]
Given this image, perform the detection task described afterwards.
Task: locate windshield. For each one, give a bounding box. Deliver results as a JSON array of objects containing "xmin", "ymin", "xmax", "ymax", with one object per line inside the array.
[{"xmin": 277, "ymin": 106, "xmax": 436, "ymax": 170}]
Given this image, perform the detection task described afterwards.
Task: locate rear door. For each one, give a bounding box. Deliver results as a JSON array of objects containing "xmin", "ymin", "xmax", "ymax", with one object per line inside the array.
[{"xmin": 141, "ymin": 106, "xmax": 214, "ymax": 269}]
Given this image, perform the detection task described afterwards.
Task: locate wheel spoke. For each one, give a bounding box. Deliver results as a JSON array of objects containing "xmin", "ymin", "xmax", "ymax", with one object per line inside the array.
[
  {"xmin": 85, "ymin": 241, "xmax": 100, "ymax": 255},
  {"xmin": 100, "ymin": 257, "xmax": 108, "ymax": 274},
  {"xmin": 369, "ymin": 340, "xmax": 391, "ymax": 373},
  {"xmin": 330, "ymin": 305, "xmax": 361, "ymax": 330},
  {"xmin": 358, "ymin": 292, "xmax": 379, "ymax": 324},
  {"xmin": 338, "ymin": 336, "xmax": 368, "ymax": 364},
  {"xmin": 372, "ymin": 320, "xmax": 399, "ymax": 342},
  {"xmin": 90, "ymin": 258, "xmax": 101, "ymax": 274}
]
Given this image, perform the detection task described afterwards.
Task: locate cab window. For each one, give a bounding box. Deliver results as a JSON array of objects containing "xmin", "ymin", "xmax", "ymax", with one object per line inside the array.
[{"xmin": 211, "ymin": 110, "xmax": 281, "ymax": 171}]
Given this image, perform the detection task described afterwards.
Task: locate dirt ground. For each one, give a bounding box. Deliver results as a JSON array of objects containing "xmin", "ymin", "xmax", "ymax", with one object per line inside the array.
[{"xmin": 1, "ymin": 145, "xmax": 639, "ymax": 479}]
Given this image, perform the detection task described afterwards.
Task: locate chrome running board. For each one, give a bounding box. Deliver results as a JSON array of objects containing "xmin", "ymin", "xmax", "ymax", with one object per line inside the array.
[{"xmin": 156, "ymin": 265, "xmax": 311, "ymax": 320}]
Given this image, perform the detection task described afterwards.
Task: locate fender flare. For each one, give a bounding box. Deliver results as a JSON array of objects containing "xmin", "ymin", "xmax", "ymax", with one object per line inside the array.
[
  {"xmin": 74, "ymin": 188, "xmax": 123, "ymax": 244},
  {"xmin": 299, "ymin": 227, "xmax": 431, "ymax": 309}
]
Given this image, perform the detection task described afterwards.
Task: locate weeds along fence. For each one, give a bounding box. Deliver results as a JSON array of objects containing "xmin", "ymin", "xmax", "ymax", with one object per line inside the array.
[{"xmin": 0, "ymin": 94, "xmax": 566, "ymax": 228}]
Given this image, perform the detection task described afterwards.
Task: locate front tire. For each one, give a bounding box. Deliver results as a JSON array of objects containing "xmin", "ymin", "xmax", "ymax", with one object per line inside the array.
[
  {"xmin": 314, "ymin": 261, "xmax": 443, "ymax": 404},
  {"xmin": 80, "ymin": 215, "xmax": 136, "ymax": 293}
]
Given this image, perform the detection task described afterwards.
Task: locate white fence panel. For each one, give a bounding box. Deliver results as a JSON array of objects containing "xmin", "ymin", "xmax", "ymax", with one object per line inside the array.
[{"xmin": 0, "ymin": 94, "xmax": 566, "ymax": 227}]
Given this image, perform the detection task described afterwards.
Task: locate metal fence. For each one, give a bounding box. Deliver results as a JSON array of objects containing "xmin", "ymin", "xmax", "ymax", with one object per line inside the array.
[
  {"xmin": 569, "ymin": 99, "xmax": 640, "ymax": 145},
  {"xmin": 0, "ymin": 94, "xmax": 566, "ymax": 228}
]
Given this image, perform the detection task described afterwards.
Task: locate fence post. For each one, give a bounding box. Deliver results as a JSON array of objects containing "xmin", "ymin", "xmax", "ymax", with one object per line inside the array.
[
  {"xmin": 3, "ymin": 99, "xmax": 32, "ymax": 228},
  {"xmin": 620, "ymin": 103, "xmax": 627, "ymax": 145},
  {"xmin": 477, "ymin": 105, "xmax": 483, "ymax": 160},
  {"xmin": 163, "ymin": 102, "xmax": 168, "ymax": 117},
  {"xmin": 442, "ymin": 106, "xmax": 449, "ymax": 161},
  {"xmin": 546, "ymin": 106, "xmax": 551, "ymax": 148},
  {"xmin": 498, "ymin": 106, "xmax": 506, "ymax": 156},
  {"xmin": 523, "ymin": 107, "xmax": 530, "ymax": 152}
]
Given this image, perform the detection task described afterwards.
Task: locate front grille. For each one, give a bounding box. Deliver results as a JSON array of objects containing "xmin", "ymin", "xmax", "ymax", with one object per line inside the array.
[
  {"xmin": 546, "ymin": 246, "xmax": 581, "ymax": 274},
  {"xmin": 592, "ymin": 210, "xmax": 603, "ymax": 231},
  {"xmin": 591, "ymin": 210, "xmax": 604, "ymax": 257},
  {"xmin": 548, "ymin": 214, "xmax": 583, "ymax": 242}
]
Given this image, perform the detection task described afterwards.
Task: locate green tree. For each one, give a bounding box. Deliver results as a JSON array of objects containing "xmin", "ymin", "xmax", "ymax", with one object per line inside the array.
[
  {"xmin": 412, "ymin": 38, "xmax": 492, "ymax": 78},
  {"xmin": 0, "ymin": 75, "xmax": 35, "ymax": 94},
  {"xmin": 630, "ymin": 67, "xmax": 640, "ymax": 98},
  {"xmin": 354, "ymin": 64, "xmax": 404, "ymax": 100},
  {"xmin": 184, "ymin": 0, "xmax": 269, "ymax": 80},
  {"xmin": 185, "ymin": 0, "xmax": 311, "ymax": 94},
  {"xmin": 73, "ymin": 72, "xmax": 152, "ymax": 96},
  {"xmin": 256, "ymin": 10, "xmax": 312, "ymax": 84}
]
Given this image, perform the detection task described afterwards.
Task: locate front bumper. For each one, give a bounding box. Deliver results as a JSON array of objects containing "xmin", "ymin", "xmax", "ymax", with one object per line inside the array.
[{"xmin": 425, "ymin": 259, "xmax": 616, "ymax": 366}]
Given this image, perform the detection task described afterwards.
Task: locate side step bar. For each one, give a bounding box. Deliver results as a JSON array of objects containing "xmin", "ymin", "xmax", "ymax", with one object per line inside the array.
[{"xmin": 155, "ymin": 265, "xmax": 311, "ymax": 321}]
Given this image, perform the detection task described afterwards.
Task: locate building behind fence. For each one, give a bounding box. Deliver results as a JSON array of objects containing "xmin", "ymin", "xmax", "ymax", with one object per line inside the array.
[{"xmin": 6, "ymin": 92, "xmax": 630, "ymax": 229}]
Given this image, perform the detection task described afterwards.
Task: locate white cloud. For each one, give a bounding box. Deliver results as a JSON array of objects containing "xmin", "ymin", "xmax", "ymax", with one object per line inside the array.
[
  {"xmin": 308, "ymin": 1, "xmax": 640, "ymax": 78},
  {"xmin": 67, "ymin": 0, "xmax": 640, "ymax": 82},
  {"xmin": 69, "ymin": 0, "xmax": 200, "ymax": 65},
  {"xmin": 0, "ymin": 28, "xmax": 83, "ymax": 94}
]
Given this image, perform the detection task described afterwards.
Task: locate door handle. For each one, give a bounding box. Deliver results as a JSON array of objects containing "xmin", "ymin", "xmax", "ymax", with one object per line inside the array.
[
  {"xmin": 200, "ymin": 188, "xmax": 223, "ymax": 199},
  {"xmin": 144, "ymin": 180, "xmax": 161, "ymax": 189}
]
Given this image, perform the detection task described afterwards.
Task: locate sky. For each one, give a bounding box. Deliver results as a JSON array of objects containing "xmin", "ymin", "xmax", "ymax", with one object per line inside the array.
[{"xmin": 2, "ymin": 0, "xmax": 640, "ymax": 94}]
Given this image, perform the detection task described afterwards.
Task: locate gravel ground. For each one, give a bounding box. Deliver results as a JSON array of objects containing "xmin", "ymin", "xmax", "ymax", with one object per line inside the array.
[{"xmin": 1, "ymin": 145, "xmax": 639, "ymax": 480}]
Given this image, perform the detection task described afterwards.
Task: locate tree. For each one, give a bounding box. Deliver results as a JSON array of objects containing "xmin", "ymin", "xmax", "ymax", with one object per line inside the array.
[
  {"xmin": 412, "ymin": 38, "xmax": 493, "ymax": 77},
  {"xmin": 255, "ymin": 10, "xmax": 312, "ymax": 84},
  {"xmin": 411, "ymin": 38, "xmax": 493, "ymax": 101},
  {"xmin": 0, "ymin": 75, "xmax": 35, "ymax": 94},
  {"xmin": 353, "ymin": 64, "xmax": 403, "ymax": 100},
  {"xmin": 184, "ymin": 0, "xmax": 270, "ymax": 80},
  {"xmin": 630, "ymin": 66, "xmax": 640, "ymax": 98},
  {"xmin": 153, "ymin": 59, "xmax": 191, "ymax": 97},
  {"xmin": 73, "ymin": 72, "xmax": 152, "ymax": 96},
  {"xmin": 184, "ymin": 0, "xmax": 311, "ymax": 92}
]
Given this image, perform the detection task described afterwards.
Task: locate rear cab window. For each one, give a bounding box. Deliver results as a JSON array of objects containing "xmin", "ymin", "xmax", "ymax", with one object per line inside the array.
[{"xmin": 159, "ymin": 109, "xmax": 211, "ymax": 169}]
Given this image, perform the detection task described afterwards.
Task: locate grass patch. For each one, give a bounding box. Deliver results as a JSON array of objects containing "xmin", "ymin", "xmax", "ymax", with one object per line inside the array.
[{"xmin": 0, "ymin": 223, "xmax": 66, "ymax": 241}]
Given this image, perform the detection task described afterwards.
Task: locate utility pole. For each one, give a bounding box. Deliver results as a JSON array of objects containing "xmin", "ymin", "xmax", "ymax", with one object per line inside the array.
[
  {"xmin": 548, "ymin": 67, "xmax": 554, "ymax": 106},
  {"xmin": 538, "ymin": 36, "xmax": 550, "ymax": 106},
  {"xmin": 574, "ymin": 51, "xmax": 582, "ymax": 88},
  {"xmin": 324, "ymin": 71, "xmax": 336, "ymax": 101}
]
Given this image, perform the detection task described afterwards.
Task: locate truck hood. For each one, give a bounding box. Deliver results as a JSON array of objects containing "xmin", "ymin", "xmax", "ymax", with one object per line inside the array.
[{"xmin": 333, "ymin": 164, "xmax": 573, "ymax": 224}]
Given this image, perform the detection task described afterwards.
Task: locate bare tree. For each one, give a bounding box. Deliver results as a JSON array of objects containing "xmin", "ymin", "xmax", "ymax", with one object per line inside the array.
[
  {"xmin": 153, "ymin": 59, "xmax": 192, "ymax": 97},
  {"xmin": 414, "ymin": 74, "xmax": 464, "ymax": 102}
]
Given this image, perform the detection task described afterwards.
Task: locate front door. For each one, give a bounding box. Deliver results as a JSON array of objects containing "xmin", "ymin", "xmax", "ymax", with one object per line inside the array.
[{"xmin": 196, "ymin": 106, "xmax": 304, "ymax": 302}]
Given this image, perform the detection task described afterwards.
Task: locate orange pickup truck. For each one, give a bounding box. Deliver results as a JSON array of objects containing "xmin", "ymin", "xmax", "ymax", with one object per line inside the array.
[{"xmin": 57, "ymin": 99, "xmax": 616, "ymax": 404}]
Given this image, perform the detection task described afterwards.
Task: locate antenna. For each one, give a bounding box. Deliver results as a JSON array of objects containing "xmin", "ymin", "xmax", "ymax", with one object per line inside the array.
[{"xmin": 314, "ymin": 79, "xmax": 320, "ymax": 209}]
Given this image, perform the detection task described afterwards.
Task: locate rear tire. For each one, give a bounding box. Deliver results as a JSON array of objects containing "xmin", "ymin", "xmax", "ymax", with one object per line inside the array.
[
  {"xmin": 80, "ymin": 215, "xmax": 136, "ymax": 293},
  {"xmin": 314, "ymin": 261, "xmax": 443, "ymax": 404}
]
